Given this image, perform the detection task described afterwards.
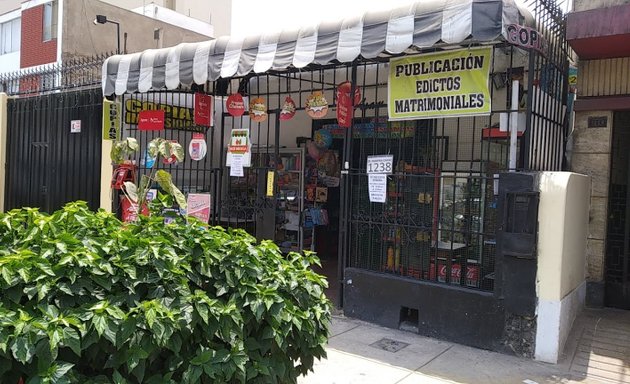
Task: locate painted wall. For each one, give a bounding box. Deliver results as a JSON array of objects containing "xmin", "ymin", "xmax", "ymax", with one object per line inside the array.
[
  {"xmin": 20, "ymin": 4, "xmax": 57, "ymax": 68},
  {"xmin": 579, "ymin": 58, "xmax": 630, "ymax": 97},
  {"xmin": 0, "ymin": 1, "xmax": 21, "ymax": 16},
  {"xmin": 98, "ymin": 0, "xmax": 230, "ymax": 36},
  {"xmin": 574, "ymin": 0, "xmax": 630, "ymax": 12},
  {"xmin": 535, "ymin": 171, "xmax": 590, "ymax": 364},
  {"xmin": 62, "ymin": 0, "xmax": 210, "ymax": 59},
  {"xmin": 0, "ymin": 52, "xmax": 20, "ymax": 73},
  {"xmin": 569, "ymin": 111, "xmax": 612, "ymax": 286},
  {"xmin": 537, "ymin": 172, "xmax": 590, "ymax": 302}
]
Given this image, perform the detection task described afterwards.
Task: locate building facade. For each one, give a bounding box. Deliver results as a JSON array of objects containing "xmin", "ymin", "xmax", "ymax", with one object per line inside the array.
[
  {"xmin": 0, "ymin": 0, "xmax": 215, "ymax": 78},
  {"xmin": 96, "ymin": 0, "xmax": 585, "ymax": 363},
  {"xmin": 566, "ymin": 0, "xmax": 630, "ymax": 310}
]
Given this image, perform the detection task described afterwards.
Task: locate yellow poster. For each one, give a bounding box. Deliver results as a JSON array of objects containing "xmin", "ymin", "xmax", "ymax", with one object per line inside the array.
[
  {"xmin": 266, "ymin": 171, "xmax": 275, "ymax": 197},
  {"xmin": 102, "ymin": 98, "xmax": 121, "ymax": 140},
  {"xmin": 388, "ymin": 47, "xmax": 492, "ymax": 120}
]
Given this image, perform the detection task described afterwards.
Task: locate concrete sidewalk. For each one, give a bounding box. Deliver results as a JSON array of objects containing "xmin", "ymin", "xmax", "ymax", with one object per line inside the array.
[{"xmin": 299, "ymin": 314, "xmax": 612, "ymax": 384}]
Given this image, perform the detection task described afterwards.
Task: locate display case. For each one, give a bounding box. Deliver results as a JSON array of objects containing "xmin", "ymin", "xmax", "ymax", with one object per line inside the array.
[
  {"xmin": 225, "ymin": 147, "xmax": 310, "ymax": 254},
  {"xmin": 269, "ymin": 148, "xmax": 309, "ymax": 253}
]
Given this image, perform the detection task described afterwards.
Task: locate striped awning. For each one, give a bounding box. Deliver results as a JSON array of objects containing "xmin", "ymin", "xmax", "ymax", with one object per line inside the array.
[{"xmin": 102, "ymin": 0, "xmax": 531, "ymax": 96}]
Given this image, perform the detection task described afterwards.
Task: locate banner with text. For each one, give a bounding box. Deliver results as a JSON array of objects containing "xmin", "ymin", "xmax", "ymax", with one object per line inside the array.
[
  {"xmin": 388, "ymin": 47, "xmax": 492, "ymax": 121},
  {"xmin": 102, "ymin": 98, "xmax": 121, "ymax": 140}
]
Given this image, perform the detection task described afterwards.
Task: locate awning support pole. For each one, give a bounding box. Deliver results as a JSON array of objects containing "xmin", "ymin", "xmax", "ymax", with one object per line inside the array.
[{"xmin": 509, "ymin": 79, "xmax": 519, "ymax": 171}]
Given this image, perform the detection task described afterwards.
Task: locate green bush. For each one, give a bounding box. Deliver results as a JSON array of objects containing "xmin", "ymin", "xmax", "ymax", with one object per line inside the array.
[{"xmin": 0, "ymin": 202, "xmax": 331, "ymax": 383}]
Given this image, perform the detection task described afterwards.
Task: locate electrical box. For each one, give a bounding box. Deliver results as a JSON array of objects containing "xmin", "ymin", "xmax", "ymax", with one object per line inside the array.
[{"xmin": 496, "ymin": 172, "xmax": 539, "ymax": 316}]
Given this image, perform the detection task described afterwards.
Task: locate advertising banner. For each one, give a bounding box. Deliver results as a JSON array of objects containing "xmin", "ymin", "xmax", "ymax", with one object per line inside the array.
[
  {"xmin": 123, "ymin": 92, "xmax": 205, "ymax": 133},
  {"xmin": 226, "ymin": 128, "xmax": 252, "ymax": 167},
  {"xmin": 102, "ymin": 98, "xmax": 121, "ymax": 140},
  {"xmin": 194, "ymin": 93, "xmax": 213, "ymax": 126},
  {"xmin": 138, "ymin": 110, "xmax": 165, "ymax": 131},
  {"xmin": 388, "ymin": 47, "xmax": 492, "ymax": 121},
  {"xmin": 186, "ymin": 193, "xmax": 211, "ymax": 223}
]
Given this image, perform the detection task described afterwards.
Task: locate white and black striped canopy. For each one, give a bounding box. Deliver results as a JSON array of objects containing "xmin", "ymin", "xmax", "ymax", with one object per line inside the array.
[{"xmin": 102, "ymin": 0, "xmax": 530, "ymax": 96}]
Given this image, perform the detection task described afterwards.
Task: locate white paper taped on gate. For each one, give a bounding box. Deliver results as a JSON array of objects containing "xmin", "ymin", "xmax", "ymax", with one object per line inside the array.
[
  {"xmin": 368, "ymin": 174, "xmax": 387, "ymax": 203},
  {"xmin": 230, "ymin": 154, "xmax": 245, "ymax": 177},
  {"xmin": 366, "ymin": 155, "xmax": 394, "ymax": 174}
]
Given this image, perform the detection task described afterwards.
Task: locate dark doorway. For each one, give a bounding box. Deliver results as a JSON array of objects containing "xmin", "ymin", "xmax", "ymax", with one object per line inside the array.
[
  {"xmin": 310, "ymin": 119, "xmax": 344, "ymax": 308},
  {"xmin": 606, "ymin": 111, "xmax": 630, "ymax": 309}
]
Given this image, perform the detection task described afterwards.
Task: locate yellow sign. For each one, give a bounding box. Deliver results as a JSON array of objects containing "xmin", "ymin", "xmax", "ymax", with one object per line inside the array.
[
  {"xmin": 266, "ymin": 171, "xmax": 275, "ymax": 197},
  {"xmin": 102, "ymin": 98, "xmax": 121, "ymax": 140},
  {"xmin": 388, "ymin": 47, "xmax": 492, "ymax": 120}
]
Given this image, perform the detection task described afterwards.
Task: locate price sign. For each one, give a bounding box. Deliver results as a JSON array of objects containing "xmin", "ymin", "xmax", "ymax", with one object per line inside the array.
[{"xmin": 366, "ymin": 155, "xmax": 393, "ymax": 174}]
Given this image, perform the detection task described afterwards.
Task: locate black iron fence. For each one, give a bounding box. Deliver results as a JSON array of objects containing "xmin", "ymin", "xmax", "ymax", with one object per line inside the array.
[
  {"xmin": 5, "ymin": 88, "xmax": 103, "ymax": 212},
  {"xmin": 0, "ymin": 53, "xmax": 110, "ymax": 96}
]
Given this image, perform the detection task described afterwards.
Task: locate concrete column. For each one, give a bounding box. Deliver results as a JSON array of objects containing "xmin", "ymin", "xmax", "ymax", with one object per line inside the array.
[
  {"xmin": 100, "ymin": 128, "xmax": 113, "ymax": 212},
  {"xmin": 570, "ymin": 110, "xmax": 613, "ymax": 306},
  {"xmin": 0, "ymin": 93, "xmax": 8, "ymax": 212},
  {"xmin": 535, "ymin": 172, "xmax": 590, "ymax": 364}
]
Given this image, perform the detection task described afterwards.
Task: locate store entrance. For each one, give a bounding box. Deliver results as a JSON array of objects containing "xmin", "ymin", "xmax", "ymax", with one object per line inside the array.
[
  {"xmin": 304, "ymin": 120, "xmax": 344, "ymax": 307},
  {"xmin": 606, "ymin": 111, "xmax": 630, "ymax": 310}
]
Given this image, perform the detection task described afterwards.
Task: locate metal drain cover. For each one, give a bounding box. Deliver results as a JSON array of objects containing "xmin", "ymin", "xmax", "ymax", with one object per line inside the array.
[{"xmin": 370, "ymin": 338, "xmax": 410, "ymax": 353}]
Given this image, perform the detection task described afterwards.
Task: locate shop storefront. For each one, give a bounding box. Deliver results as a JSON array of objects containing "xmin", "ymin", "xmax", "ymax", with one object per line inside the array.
[{"xmin": 101, "ymin": 0, "xmax": 569, "ymax": 355}]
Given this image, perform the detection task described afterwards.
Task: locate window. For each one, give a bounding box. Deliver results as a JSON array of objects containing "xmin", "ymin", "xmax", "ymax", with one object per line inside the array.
[
  {"xmin": 0, "ymin": 18, "xmax": 21, "ymax": 55},
  {"xmin": 43, "ymin": 1, "xmax": 58, "ymax": 41}
]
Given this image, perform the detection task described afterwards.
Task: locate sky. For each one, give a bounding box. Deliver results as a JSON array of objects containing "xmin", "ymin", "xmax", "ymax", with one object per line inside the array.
[{"xmin": 230, "ymin": 0, "xmax": 422, "ymax": 37}]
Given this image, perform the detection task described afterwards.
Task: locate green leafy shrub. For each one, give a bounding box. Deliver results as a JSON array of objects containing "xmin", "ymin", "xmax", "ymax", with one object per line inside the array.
[{"xmin": 0, "ymin": 202, "xmax": 330, "ymax": 383}]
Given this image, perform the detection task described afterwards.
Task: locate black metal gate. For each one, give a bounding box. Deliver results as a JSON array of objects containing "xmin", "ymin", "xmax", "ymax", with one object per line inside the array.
[
  {"xmin": 606, "ymin": 111, "xmax": 630, "ymax": 309},
  {"xmin": 5, "ymin": 89, "xmax": 103, "ymax": 212}
]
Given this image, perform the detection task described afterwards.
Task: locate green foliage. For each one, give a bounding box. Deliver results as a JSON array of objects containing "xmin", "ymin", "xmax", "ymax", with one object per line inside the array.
[
  {"xmin": 0, "ymin": 202, "xmax": 331, "ymax": 383},
  {"xmin": 110, "ymin": 138, "xmax": 140, "ymax": 165},
  {"xmin": 111, "ymin": 137, "xmax": 187, "ymax": 213}
]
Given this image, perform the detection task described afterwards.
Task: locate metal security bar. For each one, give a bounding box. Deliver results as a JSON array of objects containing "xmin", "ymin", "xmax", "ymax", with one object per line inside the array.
[
  {"xmin": 523, "ymin": 0, "xmax": 570, "ymax": 170},
  {"xmin": 338, "ymin": 59, "xmax": 505, "ymax": 292},
  {"xmin": 5, "ymin": 89, "xmax": 103, "ymax": 212},
  {"xmin": 118, "ymin": 87, "xmax": 220, "ymax": 220},
  {"xmin": 0, "ymin": 53, "xmax": 110, "ymax": 96}
]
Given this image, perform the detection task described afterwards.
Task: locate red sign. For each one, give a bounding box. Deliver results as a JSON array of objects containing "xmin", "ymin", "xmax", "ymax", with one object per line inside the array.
[
  {"xmin": 138, "ymin": 110, "xmax": 165, "ymax": 131},
  {"xmin": 279, "ymin": 96, "xmax": 296, "ymax": 121},
  {"xmin": 336, "ymin": 81, "xmax": 361, "ymax": 128},
  {"xmin": 226, "ymin": 93, "xmax": 245, "ymax": 117},
  {"xmin": 194, "ymin": 93, "xmax": 213, "ymax": 126},
  {"xmin": 163, "ymin": 140, "xmax": 180, "ymax": 165}
]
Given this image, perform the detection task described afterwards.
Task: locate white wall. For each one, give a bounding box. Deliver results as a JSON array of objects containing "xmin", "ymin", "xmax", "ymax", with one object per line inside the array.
[
  {"xmin": 535, "ymin": 172, "xmax": 590, "ymax": 364},
  {"xmin": 99, "ymin": 0, "xmax": 218, "ymax": 28},
  {"xmin": 0, "ymin": 51, "xmax": 20, "ymax": 73},
  {"xmin": 0, "ymin": 1, "xmax": 20, "ymax": 16}
]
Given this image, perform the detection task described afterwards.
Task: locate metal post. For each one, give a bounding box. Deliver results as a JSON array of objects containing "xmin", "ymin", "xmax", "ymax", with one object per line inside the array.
[
  {"xmin": 116, "ymin": 23, "xmax": 121, "ymax": 54},
  {"xmin": 337, "ymin": 62, "xmax": 358, "ymax": 309},
  {"xmin": 509, "ymin": 80, "xmax": 519, "ymax": 171}
]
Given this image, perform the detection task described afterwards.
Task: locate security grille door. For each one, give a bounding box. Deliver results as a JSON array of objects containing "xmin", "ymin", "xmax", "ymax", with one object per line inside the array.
[
  {"xmin": 5, "ymin": 89, "xmax": 102, "ymax": 212},
  {"xmin": 606, "ymin": 111, "xmax": 630, "ymax": 309}
]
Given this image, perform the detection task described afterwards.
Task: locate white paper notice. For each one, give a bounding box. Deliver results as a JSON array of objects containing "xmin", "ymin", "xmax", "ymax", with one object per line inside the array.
[
  {"xmin": 230, "ymin": 154, "xmax": 244, "ymax": 177},
  {"xmin": 368, "ymin": 174, "xmax": 387, "ymax": 203}
]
